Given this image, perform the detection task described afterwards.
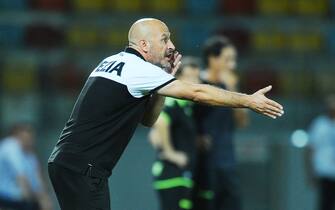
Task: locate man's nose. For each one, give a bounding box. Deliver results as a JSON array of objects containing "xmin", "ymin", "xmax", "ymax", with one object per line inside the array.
[{"xmin": 168, "ymin": 40, "xmax": 175, "ymax": 50}]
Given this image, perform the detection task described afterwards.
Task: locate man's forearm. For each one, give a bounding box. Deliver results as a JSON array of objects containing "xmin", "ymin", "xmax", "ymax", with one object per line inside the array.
[
  {"xmin": 158, "ymin": 80, "xmax": 283, "ymax": 119},
  {"xmin": 17, "ymin": 176, "xmax": 31, "ymax": 200},
  {"xmin": 141, "ymin": 94, "xmax": 166, "ymax": 127},
  {"xmin": 192, "ymin": 84, "xmax": 250, "ymax": 107}
]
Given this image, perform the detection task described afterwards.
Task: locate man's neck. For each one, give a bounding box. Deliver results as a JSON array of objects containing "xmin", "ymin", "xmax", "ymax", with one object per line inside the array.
[
  {"xmin": 125, "ymin": 47, "xmax": 146, "ymax": 61},
  {"xmin": 128, "ymin": 46, "xmax": 147, "ymax": 61},
  {"xmin": 206, "ymin": 67, "xmax": 221, "ymax": 84}
]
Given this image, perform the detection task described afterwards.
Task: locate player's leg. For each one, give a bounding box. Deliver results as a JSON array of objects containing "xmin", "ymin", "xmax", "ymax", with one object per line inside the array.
[
  {"xmin": 48, "ymin": 163, "xmax": 110, "ymax": 210},
  {"xmin": 330, "ymin": 178, "xmax": 335, "ymax": 210},
  {"xmin": 153, "ymin": 161, "xmax": 178, "ymax": 210},
  {"xmin": 157, "ymin": 187, "xmax": 180, "ymax": 210},
  {"xmin": 153, "ymin": 161, "xmax": 193, "ymax": 210},
  {"xmin": 159, "ymin": 186, "xmax": 193, "ymax": 210},
  {"xmin": 177, "ymin": 170, "xmax": 193, "ymax": 210},
  {"xmin": 319, "ymin": 177, "xmax": 335, "ymax": 210},
  {"xmin": 214, "ymin": 168, "xmax": 241, "ymax": 210},
  {"xmin": 192, "ymin": 153, "xmax": 214, "ymax": 210}
]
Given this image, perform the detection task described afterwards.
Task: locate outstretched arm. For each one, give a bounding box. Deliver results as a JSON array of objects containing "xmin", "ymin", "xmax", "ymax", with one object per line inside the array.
[{"xmin": 157, "ymin": 81, "xmax": 284, "ymax": 119}]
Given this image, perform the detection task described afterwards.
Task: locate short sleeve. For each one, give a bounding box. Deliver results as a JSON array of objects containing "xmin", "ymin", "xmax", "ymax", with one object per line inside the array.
[
  {"xmin": 126, "ymin": 62, "xmax": 175, "ymax": 98},
  {"xmin": 5, "ymin": 141, "xmax": 25, "ymax": 176},
  {"xmin": 25, "ymin": 154, "xmax": 43, "ymax": 193},
  {"xmin": 308, "ymin": 117, "xmax": 328, "ymax": 147}
]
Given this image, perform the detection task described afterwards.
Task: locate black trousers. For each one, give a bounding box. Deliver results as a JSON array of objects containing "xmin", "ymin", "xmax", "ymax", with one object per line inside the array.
[
  {"xmin": 212, "ymin": 168, "xmax": 241, "ymax": 210},
  {"xmin": 192, "ymin": 153, "xmax": 214, "ymax": 210},
  {"xmin": 192, "ymin": 152, "xmax": 241, "ymax": 210},
  {"xmin": 319, "ymin": 177, "xmax": 335, "ymax": 210},
  {"xmin": 48, "ymin": 163, "xmax": 110, "ymax": 210},
  {"xmin": 0, "ymin": 197, "xmax": 40, "ymax": 210},
  {"xmin": 153, "ymin": 160, "xmax": 193, "ymax": 210}
]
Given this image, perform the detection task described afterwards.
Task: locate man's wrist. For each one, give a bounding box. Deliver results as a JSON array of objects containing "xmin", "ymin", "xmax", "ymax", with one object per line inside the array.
[{"xmin": 240, "ymin": 94, "xmax": 252, "ymax": 108}]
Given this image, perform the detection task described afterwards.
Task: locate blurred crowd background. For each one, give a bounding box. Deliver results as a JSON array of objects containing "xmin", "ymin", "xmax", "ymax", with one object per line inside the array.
[{"xmin": 0, "ymin": 0, "xmax": 334, "ymax": 210}]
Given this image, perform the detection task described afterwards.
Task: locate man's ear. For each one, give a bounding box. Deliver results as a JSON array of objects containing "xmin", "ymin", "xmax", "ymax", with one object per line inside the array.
[{"xmin": 140, "ymin": 40, "xmax": 150, "ymax": 53}]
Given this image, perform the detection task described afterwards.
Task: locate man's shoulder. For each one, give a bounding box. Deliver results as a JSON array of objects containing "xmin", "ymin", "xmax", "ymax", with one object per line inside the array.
[
  {"xmin": 0, "ymin": 137, "xmax": 19, "ymax": 148},
  {"xmin": 312, "ymin": 115, "xmax": 330, "ymax": 126},
  {"xmin": 309, "ymin": 115, "xmax": 332, "ymax": 135},
  {"xmin": 102, "ymin": 52, "xmax": 161, "ymax": 72},
  {"xmin": 0, "ymin": 137, "xmax": 22, "ymax": 157}
]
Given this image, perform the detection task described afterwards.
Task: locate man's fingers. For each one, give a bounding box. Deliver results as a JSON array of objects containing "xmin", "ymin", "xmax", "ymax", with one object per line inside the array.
[
  {"xmin": 175, "ymin": 61, "xmax": 182, "ymax": 70},
  {"xmin": 257, "ymin": 85, "xmax": 272, "ymax": 95},
  {"xmin": 173, "ymin": 54, "xmax": 182, "ymax": 67},
  {"xmin": 265, "ymin": 101, "xmax": 284, "ymax": 114},
  {"xmin": 173, "ymin": 50, "xmax": 180, "ymax": 59},
  {"xmin": 263, "ymin": 112, "xmax": 277, "ymax": 119},
  {"xmin": 170, "ymin": 53, "xmax": 182, "ymax": 76},
  {"xmin": 171, "ymin": 61, "xmax": 182, "ymax": 76},
  {"xmin": 259, "ymin": 108, "xmax": 281, "ymax": 119},
  {"xmin": 263, "ymin": 107, "xmax": 282, "ymax": 118},
  {"xmin": 265, "ymin": 98, "xmax": 283, "ymax": 110},
  {"xmin": 265, "ymin": 103, "xmax": 284, "ymax": 116}
]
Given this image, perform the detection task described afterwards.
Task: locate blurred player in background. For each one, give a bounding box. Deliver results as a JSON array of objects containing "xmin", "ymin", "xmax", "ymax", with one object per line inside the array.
[
  {"xmin": 148, "ymin": 57, "xmax": 200, "ymax": 210},
  {"xmin": 306, "ymin": 95, "xmax": 335, "ymax": 210},
  {"xmin": 0, "ymin": 123, "xmax": 52, "ymax": 210},
  {"xmin": 193, "ymin": 36, "xmax": 248, "ymax": 210}
]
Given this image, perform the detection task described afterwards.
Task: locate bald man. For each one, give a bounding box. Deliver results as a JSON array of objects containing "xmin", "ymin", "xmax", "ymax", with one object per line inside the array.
[{"xmin": 48, "ymin": 18, "xmax": 284, "ymax": 210}]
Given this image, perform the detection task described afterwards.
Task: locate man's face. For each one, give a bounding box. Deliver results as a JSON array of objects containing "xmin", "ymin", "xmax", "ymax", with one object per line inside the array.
[
  {"xmin": 178, "ymin": 66, "xmax": 200, "ymax": 84},
  {"xmin": 219, "ymin": 46, "xmax": 237, "ymax": 72},
  {"xmin": 147, "ymin": 25, "xmax": 176, "ymax": 70},
  {"xmin": 210, "ymin": 46, "xmax": 237, "ymax": 72},
  {"xmin": 19, "ymin": 129, "xmax": 35, "ymax": 151}
]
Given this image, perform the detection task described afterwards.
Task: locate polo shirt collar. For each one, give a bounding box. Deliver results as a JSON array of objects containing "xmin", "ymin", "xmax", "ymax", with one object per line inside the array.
[{"xmin": 124, "ymin": 47, "xmax": 146, "ymax": 61}]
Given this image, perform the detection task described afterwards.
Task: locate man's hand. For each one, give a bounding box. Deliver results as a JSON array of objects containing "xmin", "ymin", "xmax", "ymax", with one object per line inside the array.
[
  {"xmin": 246, "ymin": 85, "xmax": 284, "ymax": 119},
  {"xmin": 148, "ymin": 129, "xmax": 162, "ymax": 149},
  {"xmin": 166, "ymin": 50, "xmax": 182, "ymax": 76},
  {"xmin": 161, "ymin": 150, "xmax": 188, "ymax": 168}
]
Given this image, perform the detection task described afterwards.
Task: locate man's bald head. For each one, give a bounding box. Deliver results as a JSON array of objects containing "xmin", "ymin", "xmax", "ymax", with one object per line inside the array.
[
  {"xmin": 127, "ymin": 18, "xmax": 176, "ymax": 69},
  {"xmin": 128, "ymin": 18, "xmax": 169, "ymax": 47}
]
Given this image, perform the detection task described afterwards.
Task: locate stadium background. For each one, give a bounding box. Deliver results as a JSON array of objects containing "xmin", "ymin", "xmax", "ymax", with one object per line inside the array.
[{"xmin": 0, "ymin": 0, "xmax": 334, "ymax": 209}]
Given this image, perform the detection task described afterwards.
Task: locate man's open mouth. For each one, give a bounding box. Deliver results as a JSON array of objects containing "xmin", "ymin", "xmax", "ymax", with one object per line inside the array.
[{"xmin": 165, "ymin": 50, "xmax": 176, "ymax": 61}]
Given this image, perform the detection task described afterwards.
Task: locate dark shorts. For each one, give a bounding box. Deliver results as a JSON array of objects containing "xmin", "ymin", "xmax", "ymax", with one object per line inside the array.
[
  {"xmin": 152, "ymin": 160, "xmax": 193, "ymax": 210},
  {"xmin": 212, "ymin": 168, "xmax": 241, "ymax": 210},
  {"xmin": 48, "ymin": 163, "xmax": 110, "ymax": 210},
  {"xmin": 192, "ymin": 153, "xmax": 214, "ymax": 210},
  {"xmin": 192, "ymin": 152, "xmax": 241, "ymax": 210}
]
